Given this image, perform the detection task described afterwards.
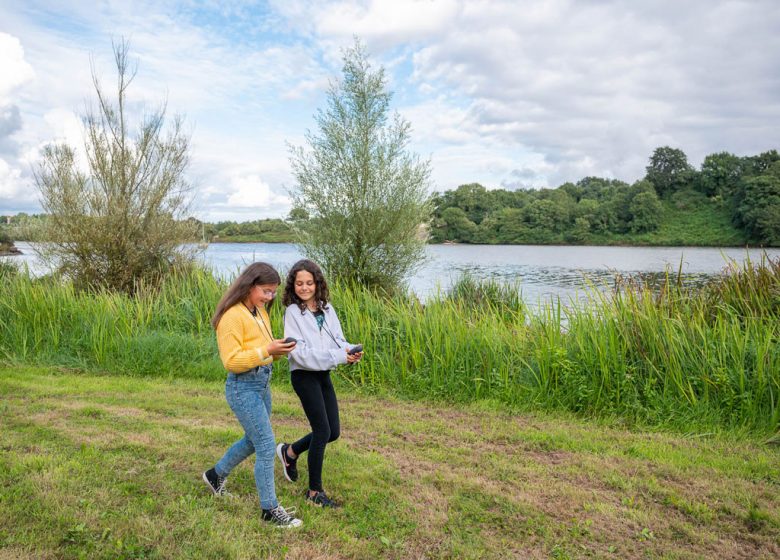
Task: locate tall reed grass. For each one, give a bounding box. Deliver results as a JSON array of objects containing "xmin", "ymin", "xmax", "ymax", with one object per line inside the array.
[{"xmin": 1, "ymin": 257, "xmax": 777, "ymax": 434}]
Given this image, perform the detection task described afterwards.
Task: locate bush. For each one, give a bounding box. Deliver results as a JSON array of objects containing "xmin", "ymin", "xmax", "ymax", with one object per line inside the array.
[{"xmin": 34, "ymin": 40, "xmax": 197, "ymax": 294}]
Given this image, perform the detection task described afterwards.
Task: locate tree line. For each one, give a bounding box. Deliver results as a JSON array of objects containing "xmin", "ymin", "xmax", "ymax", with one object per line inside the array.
[{"xmin": 430, "ymin": 147, "xmax": 780, "ymax": 246}]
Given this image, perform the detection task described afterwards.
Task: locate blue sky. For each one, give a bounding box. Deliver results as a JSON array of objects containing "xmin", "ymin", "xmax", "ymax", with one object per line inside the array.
[{"xmin": 1, "ymin": 0, "xmax": 779, "ymax": 221}]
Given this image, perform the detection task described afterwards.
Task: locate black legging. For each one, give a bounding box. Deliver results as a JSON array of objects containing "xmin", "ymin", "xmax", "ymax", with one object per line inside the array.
[{"xmin": 290, "ymin": 369, "xmax": 340, "ymax": 492}]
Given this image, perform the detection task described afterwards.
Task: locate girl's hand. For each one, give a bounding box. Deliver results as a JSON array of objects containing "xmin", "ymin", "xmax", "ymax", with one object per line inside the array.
[
  {"xmin": 346, "ymin": 351, "xmax": 363, "ymax": 364},
  {"xmin": 267, "ymin": 339, "xmax": 296, "ymax": 356}
]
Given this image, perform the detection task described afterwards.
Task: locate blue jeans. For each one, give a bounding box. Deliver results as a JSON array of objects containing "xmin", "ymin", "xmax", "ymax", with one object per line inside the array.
[{"xmin": 215, "ymin": 365, "xmax": 278, "ymax": 510}]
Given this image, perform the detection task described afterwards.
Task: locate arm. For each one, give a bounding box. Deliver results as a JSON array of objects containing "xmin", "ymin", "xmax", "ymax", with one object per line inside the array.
[
  {"xmin": 285, "ymin": 306, "xmax": 348, "ymax": 370},
  {"xmin": 328, "ymin": 306, "xmax": 363, "ymax": 364},
  {"xmin": 327, "ymin": 306, "xmax": 355, "ymax": 350}
]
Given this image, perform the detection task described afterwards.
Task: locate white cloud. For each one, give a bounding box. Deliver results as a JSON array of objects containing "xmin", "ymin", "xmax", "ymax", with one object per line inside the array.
[
  {"xmin": 226, "ymin": 174, "xmax": 291, "ymax": 211},
  {"xmin": 0, "ymin": 32, "xmax": 35, "ymax": 101},
  {"xmin": 0, "ymin": 157, "xmax": 25, "ymax": 200},
  {"xmin": 316, "ymin": 0, "xmax": 460, "ymax": 44}
]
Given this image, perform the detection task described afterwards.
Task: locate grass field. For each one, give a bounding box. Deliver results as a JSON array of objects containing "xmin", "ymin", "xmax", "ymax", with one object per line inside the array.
[{"xmin": 1, "ymin": 366, "xmax": 778, "ymax": 559}]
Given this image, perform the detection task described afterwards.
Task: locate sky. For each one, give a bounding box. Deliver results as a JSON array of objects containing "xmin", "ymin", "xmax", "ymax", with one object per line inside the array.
[{"xmin": 1, "ymin": 0, "xmax": 779, "ymax": 222}]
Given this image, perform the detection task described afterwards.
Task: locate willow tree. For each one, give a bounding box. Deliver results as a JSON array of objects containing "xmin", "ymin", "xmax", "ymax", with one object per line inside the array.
[
  {"xmin": 35, "ymin": 40, "xmax": 197, "ymax": 293},
  {"xmin": 288, "ymin": 40, "xmax": 432, "ymax": 292}
]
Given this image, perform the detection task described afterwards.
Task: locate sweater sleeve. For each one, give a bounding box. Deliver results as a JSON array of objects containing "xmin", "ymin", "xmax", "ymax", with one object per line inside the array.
[
  {"xmin": 217, "ymin": 312, "xmax": 271, "ymax": 372},
  {"xmin": 285, "ymin": 306, "xmax": 348, "ymax": 371}
]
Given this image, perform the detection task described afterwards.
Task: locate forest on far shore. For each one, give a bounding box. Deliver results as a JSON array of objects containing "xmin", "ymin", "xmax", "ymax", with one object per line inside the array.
[
  {"xmin": 429, "ymin": 146, "xmax": 780, "ymax": 247},
  {"xmin": 3, "ymin": 146, "xmax": 779, "ymax": 248}
]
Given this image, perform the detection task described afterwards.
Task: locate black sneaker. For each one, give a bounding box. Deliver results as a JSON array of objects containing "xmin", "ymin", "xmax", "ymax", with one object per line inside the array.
[
  {"xmin": 305, "ymin": 490, "xmax": 340, "ymax": 508},
  {"xmin": 261, "ymin": 505, "xmax": 303, "ymax": 528},
  {"xmin": 202, "ymin": 468, "xmax": 228, "ymax": 496},
  {"xmin": 276, "ymin": 443, "xmax": 298, "ymax": 482}
]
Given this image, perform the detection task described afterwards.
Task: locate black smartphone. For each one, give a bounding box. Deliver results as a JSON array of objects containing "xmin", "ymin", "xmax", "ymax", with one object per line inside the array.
[
  {"xmin": 347, "ymin": 344, "xmax": 363, "ymax": 355},
  {"xmin": 283, "ymin": 337, "xmax": 297, "ymax": 344}
]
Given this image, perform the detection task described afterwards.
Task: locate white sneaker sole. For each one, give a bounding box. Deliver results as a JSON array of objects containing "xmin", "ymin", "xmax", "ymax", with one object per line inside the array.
[
  {"xmin": 271, "ymin": 520, "xmax": 303, "ymax": 529},
  {"xmin": 276, "ymin": 443, "xmax": 294, "ymax": 482},
  {"xmin": 202, "ymin": 471, "xmax": 220, "ymax": 496}
]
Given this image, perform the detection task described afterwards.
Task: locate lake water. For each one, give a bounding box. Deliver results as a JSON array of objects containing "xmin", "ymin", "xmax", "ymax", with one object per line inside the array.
[{"xmin": 6, "ymin": 242, "xmax": 779, "ymax": 305}]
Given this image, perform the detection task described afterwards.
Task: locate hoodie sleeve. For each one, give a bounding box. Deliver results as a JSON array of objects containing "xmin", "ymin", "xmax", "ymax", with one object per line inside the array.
[
  {"xmin": 326, "ymin": 305, "xmax": 353, "ymax": 348},
  {"xmin": 284, "ymin": 305, "xmax": 349, "ymax": 371}
]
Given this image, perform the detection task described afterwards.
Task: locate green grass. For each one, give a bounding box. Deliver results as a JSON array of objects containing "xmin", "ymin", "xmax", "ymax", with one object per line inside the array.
[
  {"xmin": 211, "ymin": 233, "xmax": 293, "ymax": 243},
  {"xmin": 0, "ymin": 257, "xmax": 778, "ymax": 435},
  {"xmin": 1, "ymin": 366, "xmax": 778, "ymax": 559},
  {"xmin": 590, "ymin": 197, "xmax": 748, "ymax": 246}
]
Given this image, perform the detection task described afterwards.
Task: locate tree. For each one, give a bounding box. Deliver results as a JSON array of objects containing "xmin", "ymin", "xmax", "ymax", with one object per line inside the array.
[
  {"xmin": 288, "ymin": 40, "xmax": 432, "ymax": 291},
  {"xmin": 35, "ymin": 40, "xmax": 197, "ymax": 292},
  {"xmin": 699, "ymin": 151, "xmax": 744, "ymax": 198},
  {"xmin": 523, "ymin": 199, "xmax": 566, "ymax": 232},
  {"xmin": 449, "ymin": 183, "xmax": 494, "ymax": 224},
  {"xmin": 628, "ymin": 190, "xmax": 663, "ymax": 233},
  {"xmin": 645, "ymin": 146, "xmax": 695, "ymax": 197},
  {"xmin": 436, "ymin": 207, "xmax": 478, "ymax": 242},
  {"xmin": 735, "ymin": 164, "xmax": 780, "ymax": 245},
  {"xmin": 743, "ymin": 150, "xmax": 780, "ymax": 176}
]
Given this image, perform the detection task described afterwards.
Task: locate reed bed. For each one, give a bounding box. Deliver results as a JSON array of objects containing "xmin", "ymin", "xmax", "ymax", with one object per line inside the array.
[{"xmin": 1, "ymin": 257, "xmax": 777, "ymax": 434}]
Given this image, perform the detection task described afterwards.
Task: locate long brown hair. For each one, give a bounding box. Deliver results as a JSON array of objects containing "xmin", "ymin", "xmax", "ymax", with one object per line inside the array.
[
  {"xmin": 282, "ymin": 259, "xmax": 330, "ymax": 312},
  {"xmin": 211, "ymin": 262, "xmax": 281, "ymax": 329}
]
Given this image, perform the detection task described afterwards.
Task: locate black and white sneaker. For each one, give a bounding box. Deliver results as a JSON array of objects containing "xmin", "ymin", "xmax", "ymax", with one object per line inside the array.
[
  {"xmin": 261, "ymin": 505, "xmax": 303, "ymax": 528},
  {"xmin": 202, "ymin": 468, "xmax": 228, "ymax": 496},
  {"xmin": 276, "ymin": 443, "xmax": 298, "ymax": 482},
  {"xmin": 305, "ymin": 490, "xmax": 340, "ymax": 508}
]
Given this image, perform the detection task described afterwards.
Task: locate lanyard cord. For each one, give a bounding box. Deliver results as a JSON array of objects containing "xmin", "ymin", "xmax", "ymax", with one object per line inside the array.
[
  {"xmin": 244, "ymin": 304, "xmax": 273, "ymax": 340},
  {"xmin": 317, "ymin": 314, "xmax": 343, "ymax": 349}
]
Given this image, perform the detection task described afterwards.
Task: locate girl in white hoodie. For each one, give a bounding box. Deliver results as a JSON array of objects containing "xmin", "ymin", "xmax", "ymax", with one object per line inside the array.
[{"xmin": 277, "ymin": 259, "xmax": 363, "ymax": 508}]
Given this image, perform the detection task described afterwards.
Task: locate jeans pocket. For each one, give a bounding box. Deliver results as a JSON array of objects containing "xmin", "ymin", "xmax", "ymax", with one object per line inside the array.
[{"xmin": 256, "ymin": 365, "xmax": 272, "ymax": 389}]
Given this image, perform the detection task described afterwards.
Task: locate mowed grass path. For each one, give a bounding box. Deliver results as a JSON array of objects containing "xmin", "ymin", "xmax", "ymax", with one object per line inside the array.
[{"xmin": 1, "ymin": 366, "xmax": 778, "ymax": 559}]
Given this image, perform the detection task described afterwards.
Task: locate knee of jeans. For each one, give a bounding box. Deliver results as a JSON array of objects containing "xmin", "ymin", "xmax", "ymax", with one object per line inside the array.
[
  {"xmin": 260, "ymin": 445, "xmax": 275, "ymax": 462},
  {"xmin": 328, "ymin": 426, "xmax": 340, "ymax": 442}
]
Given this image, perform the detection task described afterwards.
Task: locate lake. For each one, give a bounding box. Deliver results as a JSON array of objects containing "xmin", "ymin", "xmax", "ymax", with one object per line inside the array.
[{"xmin": 6, "ymin": 242, "xmax": 780, "ymax": 305}]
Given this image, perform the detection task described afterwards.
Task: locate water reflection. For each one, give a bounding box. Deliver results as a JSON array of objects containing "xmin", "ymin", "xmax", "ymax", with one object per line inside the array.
[{"xmin": 5, "ymin": 241, "xmax": 778, "ymax": 307}]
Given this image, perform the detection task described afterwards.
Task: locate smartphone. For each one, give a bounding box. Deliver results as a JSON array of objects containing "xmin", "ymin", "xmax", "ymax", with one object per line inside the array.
[
  {"xmin": 283, "ymin": 337, "xmax": 297, "ymax": 344},
  {"xmin": 347, "ymin": 344, "xmax": 363, "ymax": 355}
]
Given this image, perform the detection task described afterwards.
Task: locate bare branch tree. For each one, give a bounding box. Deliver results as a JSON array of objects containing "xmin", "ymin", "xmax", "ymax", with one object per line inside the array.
[{"xmin": 35, "ymin": 39, "xmax": 198, "ymax": 292}]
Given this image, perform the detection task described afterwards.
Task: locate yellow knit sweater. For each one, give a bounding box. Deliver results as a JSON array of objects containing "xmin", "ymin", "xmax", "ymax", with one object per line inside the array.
[{"xmin": 216, "ymin": 303, "xmax": 276, "ymax": 373}]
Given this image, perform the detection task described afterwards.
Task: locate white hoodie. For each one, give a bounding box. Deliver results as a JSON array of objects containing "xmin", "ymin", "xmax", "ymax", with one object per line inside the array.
[{"xmin": 283, "ymin": 303, "xmax": 357, "ymax": 371}]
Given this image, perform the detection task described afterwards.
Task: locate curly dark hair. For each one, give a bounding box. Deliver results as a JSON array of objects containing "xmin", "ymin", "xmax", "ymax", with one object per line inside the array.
[{"xmin": 282, "ymin": 259, "xmax": 330, "ymax": 312}]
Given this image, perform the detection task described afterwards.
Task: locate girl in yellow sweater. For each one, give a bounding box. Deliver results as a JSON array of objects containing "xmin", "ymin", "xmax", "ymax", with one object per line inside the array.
[{"xmin": 202, "ymin": 262, "xmax": 302, "ymax": 528}]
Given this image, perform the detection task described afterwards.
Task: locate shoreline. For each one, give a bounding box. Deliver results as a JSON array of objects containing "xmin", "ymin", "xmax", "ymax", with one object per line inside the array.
[
  {"xmin": 206, "ymin": 238, "xmax": 775, "ymax": 249},
  {"xmin": 0, "ymin": 244, "xmax": 21, "ymax": 256}
]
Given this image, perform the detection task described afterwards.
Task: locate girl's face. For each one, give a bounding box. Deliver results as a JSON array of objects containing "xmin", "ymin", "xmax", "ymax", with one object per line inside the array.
[
  {"xmin": 247, "ymin": 283, "xmax": 278, "ymax": 309},
  {"xmin": 294, "ymin": 270, "xmax": 316, "ymax": 305}
]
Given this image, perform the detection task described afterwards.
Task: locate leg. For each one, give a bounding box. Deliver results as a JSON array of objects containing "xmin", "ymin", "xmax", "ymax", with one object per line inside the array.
[
  {"xmin": 227, "ymin": 369, "xmax": 278, "ymax": 510},
  {"xmin": 214, "ymin": 435, "xmax": 254, "ymax": 478},
  {"xmin": 291, "ymin": 371, "xmax": 330, "ymax": 492},
  {"xmin": 289, "ymin": 370, "xmax": 314, "ymax": 456},
  {"xmin": 214, "ymin": 375, "xmax": 256, "ymax": 477},
  {"xmin": 321, "ymin": 372, "xmax": 340, "ymax": 444}
]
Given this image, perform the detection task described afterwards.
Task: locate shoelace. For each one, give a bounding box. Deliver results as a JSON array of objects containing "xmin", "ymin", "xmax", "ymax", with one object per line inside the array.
[
  {"xmin": 216, "ymin": 477, "xmax": 234, "ymax": 497},
  {"xmin": 270, "ymin": 505, "xmax": 296, "ymax": 524}
]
